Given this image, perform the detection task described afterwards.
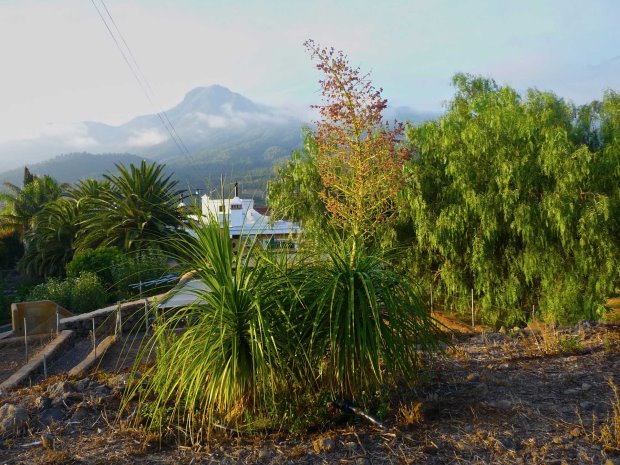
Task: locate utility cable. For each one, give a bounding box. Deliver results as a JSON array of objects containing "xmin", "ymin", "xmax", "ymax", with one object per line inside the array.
[
  {"xmin": 98, "ymin": 0, "xmax": 190, "ymax": 156},
  {"xmin": 89, "ymin": 0, "xmax": 190, "ymax": 157}
]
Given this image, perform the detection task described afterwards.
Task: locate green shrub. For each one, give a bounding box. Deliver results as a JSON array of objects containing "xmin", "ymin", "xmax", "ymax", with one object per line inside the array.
[
  {"xmin": 111, "ymin": 251, "xmax": 169, "ymax": 298},
  {"xmin": 27, "ymin": 272, "xmax": 108, "ymax": 313},
  {"xmin": 66, "ymin": 247, "xmax": 127, "ymax": 287},
  {"xmin": 70, "ymin": 272, "xmax": 108, "ymax": 312},
  {"xmin": 28, "ymin": 277, "xmax": 72, "ymax": 308}
]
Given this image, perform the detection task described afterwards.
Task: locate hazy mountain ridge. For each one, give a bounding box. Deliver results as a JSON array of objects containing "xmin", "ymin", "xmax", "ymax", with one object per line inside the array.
[
  {"xmin": 0, "ymin": 85, "xmax": 436, "ymax": 197},
  {"xmin": 0, "ymin": 153, "xmax": 153, "ymax": 187}
]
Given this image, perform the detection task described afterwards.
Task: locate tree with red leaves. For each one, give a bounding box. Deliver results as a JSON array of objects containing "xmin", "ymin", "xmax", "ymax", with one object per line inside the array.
[{"xmin": 304, "ymin": 39, "xmax": 409, "ymax": 242}]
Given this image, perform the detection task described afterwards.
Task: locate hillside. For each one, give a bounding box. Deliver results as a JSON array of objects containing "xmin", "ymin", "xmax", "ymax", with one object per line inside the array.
[
  {"xmin": 0, "ymin": 86, "xmax": 435, "ymax": 197},
  {"xmin": 0, "ymin": 319, "xmax": 618, "ymax": 463},
  {"xmin": 0, "ymin": 153, "xmax": 152, "ymax": 187}
]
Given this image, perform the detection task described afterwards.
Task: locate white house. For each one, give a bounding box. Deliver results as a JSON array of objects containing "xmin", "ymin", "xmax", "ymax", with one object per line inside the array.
[{"xmin": 184, "ymin": 183, "xmax": 301, "ymax": 250}]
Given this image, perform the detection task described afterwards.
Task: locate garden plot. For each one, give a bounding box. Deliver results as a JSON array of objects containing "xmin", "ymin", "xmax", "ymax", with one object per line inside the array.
[
  {"xmin": 98, "ymin": 332, "xmax": 152, "ymax": 373},
  {"xmin": 0, "ymin": 335, "xmax": 54, "ymax": 384},
  {"xmin": 0, "ymin": 321, "xmax": 617, "ymax": 464}
]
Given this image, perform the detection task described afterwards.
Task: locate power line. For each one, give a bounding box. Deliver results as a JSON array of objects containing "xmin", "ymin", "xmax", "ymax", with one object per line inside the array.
[
  {"xmin": 89, "ymin": 0, "xmax": 191, "ymax": 156},
  {"xmin": 98, "ymin": 0, "xmax": 190, "ymax": 156}
]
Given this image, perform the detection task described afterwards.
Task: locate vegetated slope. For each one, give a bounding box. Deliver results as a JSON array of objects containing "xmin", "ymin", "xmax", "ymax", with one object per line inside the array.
[
  {"xmin": 0, "ymin": 85, "xmax": 305, "ymax": 176},
  {"xmin": 0, "ymin": 321, "xmax": 618, "ymax": 464},
  {"xmin": 0, "ymin": 153, "xmax": 152, "ymax": 187},
  {"xmin": 0, "ymin": 86, "xmax": 437, "ymax": 198}
]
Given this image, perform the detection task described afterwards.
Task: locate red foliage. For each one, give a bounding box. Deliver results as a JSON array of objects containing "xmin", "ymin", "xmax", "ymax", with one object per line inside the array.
[{"xmin": 304, "ymin": 40, "xmax": 409, "ymax": 238}]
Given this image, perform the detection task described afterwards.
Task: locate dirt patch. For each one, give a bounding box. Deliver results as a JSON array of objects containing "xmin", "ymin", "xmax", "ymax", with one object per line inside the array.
[
  {"xmin": 0, "ymin": 324, "xmax": 618, "ymax": 464},
  {"xmin": 0, "ymin": 336, "xmax": 53, "ymax": 384},
  {"xmin": 98, "ymin": 333, "xmax": 151, "ymax": 373}
]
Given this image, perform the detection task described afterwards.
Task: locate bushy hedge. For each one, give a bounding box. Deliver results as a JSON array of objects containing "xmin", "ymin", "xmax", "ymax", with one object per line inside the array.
[{"xmin": 27, "ymin": 271, "xmax": 107, "ymax": 313}]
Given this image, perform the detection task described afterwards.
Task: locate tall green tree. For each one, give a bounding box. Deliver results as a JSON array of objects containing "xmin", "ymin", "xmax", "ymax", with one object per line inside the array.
[
  {"xmin": 404, "ymin": 74, "xmax": 620, "ymax": 325},
  {"xmin": 19, "ymin": 197, "xmax": 80, "ymax": 278},
  {"xmin": 0, "ymin": 175, "xmax": 64, "ymax": 239},
  {"xmin": 267, "ymin": 130, "xmax": 326, "ymax": 237},
  {"xmin": 77, "ymin": 161, "xmax": 183, "ymax": 254}
]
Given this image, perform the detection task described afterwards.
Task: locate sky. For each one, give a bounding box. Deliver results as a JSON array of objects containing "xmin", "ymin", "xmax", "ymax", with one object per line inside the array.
[{"xmin": 0, "ymin": 0, "xmax": 618, "ymax": 144}]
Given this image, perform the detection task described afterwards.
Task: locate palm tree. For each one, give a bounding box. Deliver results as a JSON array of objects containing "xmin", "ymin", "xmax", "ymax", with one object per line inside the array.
[
  {"xmin": 19, "ymin": 197, "xmax": 80, "ymax": 278},
  {"xmin": 128, "ymin": 216, "xmax": 295, "ymax": 437},
  {"xmin": 76, "ymin": 161, "xmax": 183, "ymax": 254},
  {"xmin": 0, "ymin": 175, "xmax": 64, "ymax": 239}
]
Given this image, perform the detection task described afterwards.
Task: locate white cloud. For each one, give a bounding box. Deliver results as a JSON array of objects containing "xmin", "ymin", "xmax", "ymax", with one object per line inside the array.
[
  {"xmin": 193, "ymin": 105, "xmax": 294, "ymax": 131},
  {"xmin": 194, "ymin": 112, "xmax": 230, "ymax": 129},
  {"xmin": 127, "ymin": 128, "xmax": 168, "ymax": 147},
  {"xmin": 36, "ymin": 122, "xmax": 98, "ymax": 148}
]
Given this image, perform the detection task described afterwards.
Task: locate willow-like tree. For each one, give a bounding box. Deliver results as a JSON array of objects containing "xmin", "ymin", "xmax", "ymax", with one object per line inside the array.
[
  {"xmin": 267, "ymin": 130, "xmax": 326, "ymax": 238},
  {"xmin": 404, "ymin": 74, "xmax": 620, "ymax": 325}
]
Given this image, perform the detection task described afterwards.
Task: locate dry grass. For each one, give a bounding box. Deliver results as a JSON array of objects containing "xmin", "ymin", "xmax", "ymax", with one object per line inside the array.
[
  {"xmin": 578, "ymin": 379, "xmax": 620, "ymax": 454},
  {"xmin": 397, "ymin": 401, "xmax": 425, "ymax": 427},
  {"xmin": 523, "ymin": 321, "xmax": 584, "ymax": 356},
  {"xmin": 605, "ymin": 297, "xmax": 620, "ymax": 324},
  {"xmin": 38, "ymin": 450, "xmax": 75, "ymax": 465}
]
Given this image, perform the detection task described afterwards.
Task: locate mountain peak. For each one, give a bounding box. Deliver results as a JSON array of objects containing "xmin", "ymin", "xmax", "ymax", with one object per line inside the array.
[
  {"xmin": 175, "ymin": 85, "xmax": 259, "ymax": 115},
  {"xmin": 183, "ymin": 85, "xmax": 233, "ymax": 101}
]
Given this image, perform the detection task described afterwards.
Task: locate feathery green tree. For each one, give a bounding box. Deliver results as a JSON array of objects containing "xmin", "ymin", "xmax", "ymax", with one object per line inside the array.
[{"xmin": 403, "ymin": 74, "xmax": 620, "ymax": 325}]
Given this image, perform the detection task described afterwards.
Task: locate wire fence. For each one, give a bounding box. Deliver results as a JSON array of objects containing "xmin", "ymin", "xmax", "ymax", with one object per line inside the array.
[{"xmin": 428, "ymin": 284, "xmax": 538, "ymax": 328}]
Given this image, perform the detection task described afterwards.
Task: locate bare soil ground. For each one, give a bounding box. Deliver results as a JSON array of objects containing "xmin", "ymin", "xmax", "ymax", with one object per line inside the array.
[
  {"xmin": 0, "ymin": 336, "xmax": 53, "ymax": 384},
  {"xmin": 0, "ymin": 320, "xmax": 618, "ymax": 464}
]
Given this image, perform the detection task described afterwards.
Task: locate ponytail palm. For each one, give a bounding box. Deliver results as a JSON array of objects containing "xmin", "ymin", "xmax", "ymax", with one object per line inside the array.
[
  {"xmin": 130, "ymin": 216, "xmax": 296, "ymax": 437},
  {"xmin": 299, "ymin": 235, "xmax": 442, "ymax": 397},
  {"xmin": 128, "ymin": 223, "xmax": 441, "ymax": 440}
]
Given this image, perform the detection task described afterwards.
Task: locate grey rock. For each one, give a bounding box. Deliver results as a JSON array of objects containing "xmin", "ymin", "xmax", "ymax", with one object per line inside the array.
[
  {"xmin": 48, "ymin": 381, "xmax": 76, "ymax": 408},
  {"xmin": 466, "ymin": 372, "xmax": 480, "ymax": 382},
  {"xmin": 0, "ymin": 403, "xmax": 28, "ymax": 437},
  {"xmin": 92, "ymin": 384, "xmax": 112, "ymax": 397},
  {"xmin": 492, "ymin": 400, "xmax": 512, "ymax": 411},
  {"xmin": 257, "ymin": 448, "xmax": 273, "ymax": 460},
  {"xmin": 39, "ymin": 408, "xmax": 66, "ymax": 426},
  {"xmin": 343, "ymin": 441, "xmax": 357, "ymax": 451},
  {"xmin": 581, "ymin": 382, "xmax": 592, "ymax": 392},
  {"xmin": 563, "ymin": 388, "xmax": 579, "ymax": 396},
  {"xmin": 47, "ymin": 381, "xmax": 74, "ymax": 399},
  {"xmin": 74, "ymin": 377, "xmax": 91, "ymax": 392},
  {"xmin": 579, "ymin": 401, "xmax": 594, "ymax": 411},
  {"xmin": 472, "ymin": 382, "xmax": 489, "ymax": 397},
  {"xmin": 71, "ymin": 402, "xmax": 95, "ymax": 422},
  {"xmin": 500, "ymin": 436, "xmax": 516, "ymax": 450}
]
